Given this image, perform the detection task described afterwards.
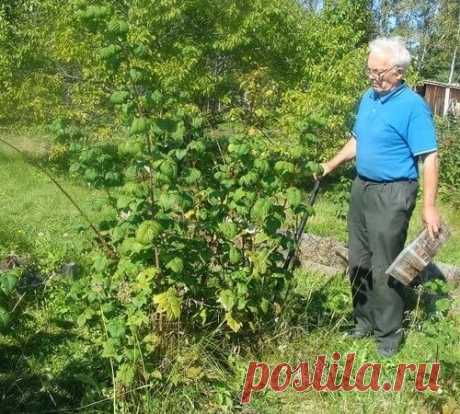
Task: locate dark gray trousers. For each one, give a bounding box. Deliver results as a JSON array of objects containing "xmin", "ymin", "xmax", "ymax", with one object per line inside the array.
[{"xmin": 347, "ymin": 176, "xmax": 418, "ymax": 346}]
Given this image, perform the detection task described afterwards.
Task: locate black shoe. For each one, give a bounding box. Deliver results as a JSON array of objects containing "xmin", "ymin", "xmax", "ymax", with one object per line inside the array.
[
  {"xmin": 377, "ymin": 343, "xmax": 399, "ymax": 358},
  {"xmin": 344, "ymin": 328, "xmax": 372, "ymax": 339}
]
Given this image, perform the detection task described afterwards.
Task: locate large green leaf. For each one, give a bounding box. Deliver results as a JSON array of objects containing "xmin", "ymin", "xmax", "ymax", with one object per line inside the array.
[
  {"xmin": 225, "ymin": 312, "xmax": 241, "ymax": 333},
  {"xmin": 129, "ymin": 117, "xmax": 149, "ymax": 135},
  {"xmin": 254, "ymin": 159, "xmax": 270, "ymax": 174},
  {"xmin": 136, "ymin": 220, "xmax": 163, "ymax": 245},
  {"xmin": 229, "ymin": 246, "xmax": 241, "ymax": 264},
  {"xmin": 218, "ymin": 289, "xmax": 235, "ymax": 311},
  {"xmin": 110, "ymin": 91, "xmax": 129, "ymax": 104},
  {"xmin": 99, "ymin": 44, "xmax": 121, "ymax": 60},
  {"xmin": 0, "ymin": 273, "xmax": 18, "ymax": 295},
  {"xmin": 159, "ymin": 159, "xmax": 177, "ymax": 179},
  {"xmin": 153, "ymin": 288, "xmax": 182, "ymax": 320},
  {"xmin": 129, "ymin": 68, "xmax": 143, "ymax": 82},
  {"xmin": 120, "ymin": 238, "xmax": 145, "ymax": 256},
  {"xmin": 251, "ymin": 198, "xmax": 272, "ymax": 223},
  {"xmin": 306, "ymin": 161, "xmax": 323, "ymax": 175},
  {"xmin": 84, "ymin": 5, "xmax": 111, "ymax": 19},
  {"xmin": 107, "ymin": 19, "xmax": 129, "ymax": 35},
  {"xmin": 286, "ymin": 187, "xmax": 302, "ymax": 207},
  {"xmin": 185, "ymin": 168, "xmax": 201, "ymax": 184},
  {"xmin": 250, "ymin": 250, "xmax": 270, "ymax": 278},
  {"xmin": 166, "ymin": 257, "xmax": 183, "ymax": 273},
  {"xmin": 107, "ymin": 318, "xmax": 126, "ymax": 338},
  {"xmin": 274, "ymin": 161, "xmax": 295, "ymax": 175},
  {"xmin": 218, "ymin": 222, "xmax": 238, "ymax": 239},
  {"xmin": 239, "ymin": 172, "xmax": 258, "ymax": 187}
]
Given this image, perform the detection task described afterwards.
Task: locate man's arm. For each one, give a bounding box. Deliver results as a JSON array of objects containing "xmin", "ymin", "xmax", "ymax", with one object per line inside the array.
[
  {"xmin": 421, "ymin": 151, "xmax": 441, "ymax": 239},
  {"xmin": 320, "ymin": 137, "xmax": 356, "ymax": 176}
]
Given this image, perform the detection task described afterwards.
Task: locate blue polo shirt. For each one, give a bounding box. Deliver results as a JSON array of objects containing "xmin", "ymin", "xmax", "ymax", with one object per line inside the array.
[{"xmin": 352, "ymin": 82, "xmax": 437, "ymax": 181}]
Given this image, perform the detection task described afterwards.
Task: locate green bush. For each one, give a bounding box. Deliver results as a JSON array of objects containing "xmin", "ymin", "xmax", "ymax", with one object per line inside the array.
[
  {"xmin": 438, "ymin": 117, "xmax": 460, "ymax": 207},
  {"xmin": 53, "ymin": 4, "xmax": 338, "ymax": 392}
]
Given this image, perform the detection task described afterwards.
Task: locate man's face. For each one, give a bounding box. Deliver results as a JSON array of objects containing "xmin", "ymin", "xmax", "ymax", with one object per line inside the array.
[{"xmin": 367, "ymin": 53, "xmax": 403, "ymax": 94}]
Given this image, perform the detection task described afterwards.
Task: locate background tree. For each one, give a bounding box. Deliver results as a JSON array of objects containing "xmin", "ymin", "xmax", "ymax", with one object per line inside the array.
[{"xmin": 372, "ymin": 0, "xmax": 460, "ymax": 83}]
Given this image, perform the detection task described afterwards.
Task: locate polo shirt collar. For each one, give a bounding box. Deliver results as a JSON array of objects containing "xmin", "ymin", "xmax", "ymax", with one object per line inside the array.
[{"xmin": 372, "ymin": 81, "xmax": 407, "ymax": 103}]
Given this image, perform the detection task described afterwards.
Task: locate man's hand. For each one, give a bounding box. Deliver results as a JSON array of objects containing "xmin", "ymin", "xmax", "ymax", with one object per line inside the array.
[
  {"xmin": 313, "ymin": 162, "xmax": 332, "ymax": 180},
  {"xmin": 313, "ymin": 137, "xmax": 356, "ymax": 180},
  {"xmin": 423, "ymin": 204, "xmax": 441, "ymax": 240}
]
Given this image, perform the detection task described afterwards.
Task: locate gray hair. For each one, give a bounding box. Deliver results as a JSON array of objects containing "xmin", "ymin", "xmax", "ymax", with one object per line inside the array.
[{"xmin": 369, "ymin": 37, "xmax": 411, "ymax": 70}]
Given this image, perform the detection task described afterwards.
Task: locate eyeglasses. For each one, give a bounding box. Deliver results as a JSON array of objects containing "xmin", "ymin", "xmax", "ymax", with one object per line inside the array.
[{"xmin": 365, "ymin": 65, "xmax": 396, "ymax": 80}]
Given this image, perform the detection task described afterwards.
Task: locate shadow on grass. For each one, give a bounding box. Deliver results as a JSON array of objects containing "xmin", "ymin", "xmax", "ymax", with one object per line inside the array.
[{"xmin": 0, "ymin": 325, "xmax": 110, "ymax": 413}]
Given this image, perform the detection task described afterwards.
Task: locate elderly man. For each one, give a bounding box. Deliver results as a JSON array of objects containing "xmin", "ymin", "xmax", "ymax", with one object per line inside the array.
[{"xmin": 320, "ymin": 37, "xmax": 441, "ymax": 357}]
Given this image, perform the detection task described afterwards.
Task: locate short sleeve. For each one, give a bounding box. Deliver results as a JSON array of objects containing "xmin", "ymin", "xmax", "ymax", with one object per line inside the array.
[{"xmin": 406, "ymin": 99, "xmax": 437, "ymax": 156}]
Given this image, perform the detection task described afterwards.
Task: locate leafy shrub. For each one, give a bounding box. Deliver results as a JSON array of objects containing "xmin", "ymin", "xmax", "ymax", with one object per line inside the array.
[
  {"xmin": 438, "ymin": 117, "xmax": 460, "ymax": 207},
  {"xmin": 68, "ymin": 142, "xmax": 125, "ymax": 187},
  {"xmin": 73, "ymin": 116, "xmax": 322, "ymax": 385},
  {"xmin": 58, "ymin": 4, "xmax": 332, "ymax": 391}
]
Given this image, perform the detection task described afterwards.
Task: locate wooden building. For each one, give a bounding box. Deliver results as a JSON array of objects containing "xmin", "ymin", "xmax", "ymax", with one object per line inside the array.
[{"xmin": 417, "ymin": 80, "xmax": 460, "ymax": 117}]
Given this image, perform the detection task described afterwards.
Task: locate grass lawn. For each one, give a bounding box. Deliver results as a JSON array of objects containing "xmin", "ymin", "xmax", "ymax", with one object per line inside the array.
[
  {"xmin": 0, "ymin": 128, "xmax": 106, "ymax": 266},
  {"xmin": 0, "ymin": 130, "xmax": 111, "ymax": 412}
]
